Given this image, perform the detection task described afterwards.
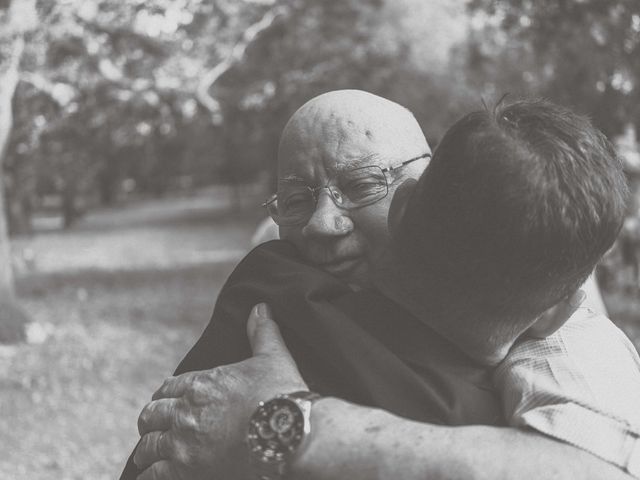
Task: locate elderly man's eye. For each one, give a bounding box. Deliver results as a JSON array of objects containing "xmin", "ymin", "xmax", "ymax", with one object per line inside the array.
[
  {"xmin": 345, "ymin": 181, "xmax": 386, "ymax": 199},
  {"xmin": 283, "ymin": 194, "xmax": 312, "ymax": 211}
]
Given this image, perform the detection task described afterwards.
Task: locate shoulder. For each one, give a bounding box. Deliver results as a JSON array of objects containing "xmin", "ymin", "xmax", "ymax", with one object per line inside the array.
[
  {"xmin": 495, "ymin": 308, "xmax": 640, "ymax": 471},
  {"xmin": 548, "ymin": 308, "xmax": 639, "ymax": 366},
  {"xmin": 495, "ymin": 307, "xmax": 640, "ymax": 415},
  {"xmin": 503, "ymin": 307, "xmax": 638, "ymax": 367}
]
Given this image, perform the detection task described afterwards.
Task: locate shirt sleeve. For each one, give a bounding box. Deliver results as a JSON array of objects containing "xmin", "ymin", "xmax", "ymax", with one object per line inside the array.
[{"xmin": 494, "ymin": 307, "xmax": 640, "ymax": 478}]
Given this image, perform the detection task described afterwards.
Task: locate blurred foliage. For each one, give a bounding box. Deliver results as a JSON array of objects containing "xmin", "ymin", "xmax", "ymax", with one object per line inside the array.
[
  {"xmin": 3, "ymin": 0, "xmax": 476, "ymax": 232},
  {"xmin": 7, "ymin": 0, "xmax": 230, "ymax": 230},
  {"xmin": 4, "ymin": 0, "xmax": 640, "ymax": 235},
  {"xmin": 0, "ymin": 0, "xmax": 385, "ymax": 230},
  {"xmin": 466, "ymin": 0, "xmax": 640, "ymax": 299},
  {"xmin": 465, "ymin": 0, "xmax": 640, "ymax": 137}
]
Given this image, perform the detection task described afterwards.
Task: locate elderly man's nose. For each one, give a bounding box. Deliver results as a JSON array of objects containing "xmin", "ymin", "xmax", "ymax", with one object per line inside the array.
[{"xmin": 302, "ymin": 192, "xmax": 353, "ymax": 237}]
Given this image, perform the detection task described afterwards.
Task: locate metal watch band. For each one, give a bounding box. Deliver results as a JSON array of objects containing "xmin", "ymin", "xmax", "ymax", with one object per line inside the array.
[
  {"xmin": 287, "ymin": 390, "xmax": 322, "ymax": 402},
  {"xmin": 248, "ymin": 391, "xmax": 321, "ymax": 480}
]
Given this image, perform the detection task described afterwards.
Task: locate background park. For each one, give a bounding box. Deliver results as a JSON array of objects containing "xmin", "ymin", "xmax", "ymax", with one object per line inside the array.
[{"xmin": 0, "ymin": 0, "xmax": 639, "ymax": 478}]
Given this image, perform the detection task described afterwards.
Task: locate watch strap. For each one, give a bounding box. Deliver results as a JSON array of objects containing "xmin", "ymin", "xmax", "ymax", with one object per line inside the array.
[{"xmin": 248, "ymin": 391, "xmax": 321, "ymax": 480}]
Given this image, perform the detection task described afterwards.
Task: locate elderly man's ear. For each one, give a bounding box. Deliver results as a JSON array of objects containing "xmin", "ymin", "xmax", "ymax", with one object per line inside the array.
[
  {"xmin": 526, "ymin": 290, "xmax": 586, "ymax": 339},
  {"xmin": 388, "ymin": 178, "xmax": 418, "ymax": 235}
]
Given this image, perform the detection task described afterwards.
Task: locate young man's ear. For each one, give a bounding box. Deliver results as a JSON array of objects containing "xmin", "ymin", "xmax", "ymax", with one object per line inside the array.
[
  {"xmin": 388, "ymin": 178, "xmax": 417, "ymax": 235},
  {"xmin": 526, "ymin": 290, "xmax": 586, "ymax": 339}
]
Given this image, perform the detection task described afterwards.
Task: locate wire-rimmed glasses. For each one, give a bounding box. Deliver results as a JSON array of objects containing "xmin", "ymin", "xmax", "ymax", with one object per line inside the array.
[{"xmin": 263, "ymin": 153, "xmax": 431, "ymax": 226}]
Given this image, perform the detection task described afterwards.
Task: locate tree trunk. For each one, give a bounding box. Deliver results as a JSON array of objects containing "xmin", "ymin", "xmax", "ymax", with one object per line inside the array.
[
  {"xmin": 0, "ymin": 29, "xmax": 28, "ymax": 342},
  {"xmin": 61, "ymin": 180, "xmax": 79, "ymax": 229},
  {"xmin": 98, "ymin": 163, "xmax": 117, "ymax": 206},
  {"xmin": 0, "ymin": 164, "xmax": 13, "ymax": 302}
]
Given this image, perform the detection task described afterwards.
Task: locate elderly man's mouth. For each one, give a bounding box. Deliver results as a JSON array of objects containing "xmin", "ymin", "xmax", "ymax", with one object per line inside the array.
[{"xmin": 318, "ymin": 257, "xmax": 363, "ymax": 276}]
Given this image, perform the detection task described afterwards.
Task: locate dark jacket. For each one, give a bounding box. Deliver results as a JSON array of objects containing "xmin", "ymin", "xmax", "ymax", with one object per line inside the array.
[{"xmin": 120, "ymin": 241, "xmax": 503, "ymax": 479}]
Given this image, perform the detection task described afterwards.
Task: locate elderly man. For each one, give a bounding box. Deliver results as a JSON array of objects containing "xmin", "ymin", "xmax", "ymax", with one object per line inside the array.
[{"xmin": 127, "ymin": 92, "xmax": 640, "ymax": 479}]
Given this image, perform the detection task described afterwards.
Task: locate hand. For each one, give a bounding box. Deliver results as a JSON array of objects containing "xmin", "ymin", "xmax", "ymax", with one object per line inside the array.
[{"xmin": 134, "ymin": 303, "xmax": 308, "ymax": 480}]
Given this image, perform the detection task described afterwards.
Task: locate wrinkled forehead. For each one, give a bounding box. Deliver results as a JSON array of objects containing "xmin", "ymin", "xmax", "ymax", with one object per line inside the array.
[
  {"xmin": 277, "ymin": 91, "xmax": 430, "ymax": 187},
  {"xmin": 279, "ymin": 151, "xmax": 386, "ymax": 185},
  {"xmin": 278, "ymin": 117, "xmax": 399, "ymax": 185}
]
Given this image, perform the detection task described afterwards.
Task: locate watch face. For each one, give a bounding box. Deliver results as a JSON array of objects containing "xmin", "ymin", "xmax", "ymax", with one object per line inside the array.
[{"xmin": 247, "ymin": 397, "xmax": 305, "ymax": 463}]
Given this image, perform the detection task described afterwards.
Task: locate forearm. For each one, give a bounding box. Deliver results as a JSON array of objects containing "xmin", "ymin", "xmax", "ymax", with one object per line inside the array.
[{"xmin": 292, "ymin": 398, "xmax": 631, "ymax": 480}]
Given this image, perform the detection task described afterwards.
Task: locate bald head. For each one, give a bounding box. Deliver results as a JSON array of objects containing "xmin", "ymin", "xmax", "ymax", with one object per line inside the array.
[
  {"xmin": 273, "ymin": 90, "xmax": 431, "ymax": 288},
  {"xmin": 278, "ymin": 90, "xmax": 429, "ymax": 178}
]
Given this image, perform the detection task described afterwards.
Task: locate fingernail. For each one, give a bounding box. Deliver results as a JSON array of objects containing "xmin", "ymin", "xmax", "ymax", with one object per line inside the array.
[
  {"xmin": 248, "ymin": 304, "xmax": 270, "ymax": 341},
  {"xmin": 256, "ymin": 303, "xmax": 271, "ymax": 318}
]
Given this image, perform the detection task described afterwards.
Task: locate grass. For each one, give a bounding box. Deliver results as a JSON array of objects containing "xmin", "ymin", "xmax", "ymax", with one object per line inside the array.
[
  {"xmin": 0, "ymin": 187, "xmax": 638, "ymax": 480},
  {"xmin": 2, "ymin": 266, "xmax": 234, "ymax": 480},
  {"xmin": 0, "ymin": 188, "xmax": 263, "ymax": 480}
]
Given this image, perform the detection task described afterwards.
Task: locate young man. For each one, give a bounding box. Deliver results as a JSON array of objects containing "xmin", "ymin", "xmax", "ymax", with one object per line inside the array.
[
  {"xmin": 373, "ymin": 100, "xmax": 640, "ymax": 470},
  {"xmin": 376, "ymin": 98, "xmax": 628, "ymax": 364},
  {"xmin": 129, "ymin": 92, "xmax": 639, "ymax": 480}
]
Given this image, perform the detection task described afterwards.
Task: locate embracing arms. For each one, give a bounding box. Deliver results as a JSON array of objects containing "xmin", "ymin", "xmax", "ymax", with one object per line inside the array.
[
  {"xmin": 133, "ymin": 304, "xmax": 633, "ymax": 480},
  {"xmin": 293, "ymin": 397, "xmax": 631, "ymax": 480}
]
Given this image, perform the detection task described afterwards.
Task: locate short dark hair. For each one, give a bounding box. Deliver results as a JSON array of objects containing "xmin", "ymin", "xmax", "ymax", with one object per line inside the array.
[{"xmin": 393, "ymin": 98, "xmax": 628, "ymax": 334}]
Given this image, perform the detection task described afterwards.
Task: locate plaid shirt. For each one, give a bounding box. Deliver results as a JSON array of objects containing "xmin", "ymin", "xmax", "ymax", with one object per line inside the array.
[{"xmin": 495, "ymin": 307, "xmax": 640, "ymax": 478}]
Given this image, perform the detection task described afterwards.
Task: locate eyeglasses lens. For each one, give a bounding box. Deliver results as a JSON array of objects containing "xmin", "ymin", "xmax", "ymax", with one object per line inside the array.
[{"xmin": 267, "ymin": 166, "xmax": 389, "ymax": 226}]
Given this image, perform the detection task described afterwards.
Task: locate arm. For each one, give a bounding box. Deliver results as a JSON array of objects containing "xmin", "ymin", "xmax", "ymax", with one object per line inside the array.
[
  {"xmin": 135, "ymin": 304, "xmax": 633, "ymax": 480},
  {"xmin": 294, "ymin": 397, "xmax": 632, "ymax": 480},
  {"xmin": 120, "ymin": 241, "xmax": 353, "ymax": 479}
]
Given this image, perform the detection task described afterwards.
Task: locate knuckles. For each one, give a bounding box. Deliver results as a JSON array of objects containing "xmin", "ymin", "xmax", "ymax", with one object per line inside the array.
[
  {"xmin": 153, "ymin": 375, "xmax": 177, "ymax": 399},
  {"xmin": 172, "ymin": 438, "xmax": 194, "ymax": 466},
  {"xmin": 188, "ymin": 374, "xmax": 217, "ymax": 406},
  {"xmin": 138, "ymin": 404, "xmax": 153, "ymax": 435},
  {"xmin": 182, "ymin": 367, "xmax": 246, "ymax": 406},
  {"xmin": 175, "ymin": 407, "xmax": 201, "ymax": 433}
]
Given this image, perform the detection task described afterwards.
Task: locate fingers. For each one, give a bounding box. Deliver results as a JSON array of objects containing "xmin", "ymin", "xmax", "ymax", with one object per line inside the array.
[
  {"xmin": 247, "ymin": 303, "xmax": 294, "ymax": 360},
  {"xmin": 152, "ymin": 373, "xmax": 197, "ymax": 401},
  {"xmin": 134, "ymin": 430, "xmax": 173, "ymax": 470},
  {"xmin": 138, "ymin": 399, "xmax": 177, "ymax": 436},
  {"xmin": 137, "ymin": 459, "xmax": 176, "ymax": 480}
]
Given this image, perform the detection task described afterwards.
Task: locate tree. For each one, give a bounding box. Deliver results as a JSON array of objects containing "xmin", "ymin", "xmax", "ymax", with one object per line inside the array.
[
  {"xmin": 0, "ymin": 0, "xmax": 37, "ymax": 342},
  {"xmin": 466, "ymin": 0, "xmax": 640, "ymax": 138},
  {"xmin": 205, "ymin": 0, "xmax": 482, "ymax": 188},
  {"xmin": 3, "ymin": 0, "xmax": 478, "ymax": 228},
  {"xmin": 206, "ymin": 0, "xmax": 417, "ymax": 190},
  {"xmin": 4, "ymin": 0, "xmax": 294, "ymax": 225}
]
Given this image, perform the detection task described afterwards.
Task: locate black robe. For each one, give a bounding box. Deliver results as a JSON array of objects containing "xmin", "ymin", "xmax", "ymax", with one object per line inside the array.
[{"xmin": 120, "ymin": 240, "xmax": 503, "ymax": 479}]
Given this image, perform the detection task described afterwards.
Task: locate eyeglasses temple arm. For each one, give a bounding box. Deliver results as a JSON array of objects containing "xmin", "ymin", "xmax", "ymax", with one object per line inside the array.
[{"xmin": 382, "ymin": 152, "xmax": 431, "ymax": 173}]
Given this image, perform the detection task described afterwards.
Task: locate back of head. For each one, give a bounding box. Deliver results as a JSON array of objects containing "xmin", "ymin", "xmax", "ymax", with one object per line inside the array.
[{"xmin": 393, "ymin": 98, "xmax": 628, "ymax": 358}]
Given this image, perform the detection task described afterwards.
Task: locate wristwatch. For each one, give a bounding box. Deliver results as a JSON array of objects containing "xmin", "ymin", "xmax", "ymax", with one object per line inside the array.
[{"xmin": 247, "ymin": 391, "xmax": 321, "ymax": 480}]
